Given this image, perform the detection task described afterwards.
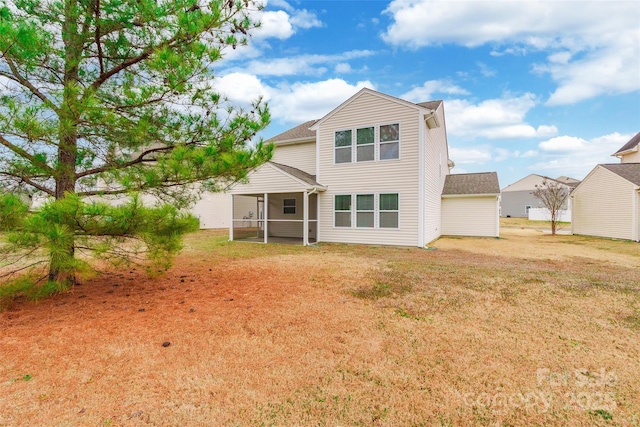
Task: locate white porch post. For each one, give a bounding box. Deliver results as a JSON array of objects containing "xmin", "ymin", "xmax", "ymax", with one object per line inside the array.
[
  {"xmin": 263, "ymin": 193, "xmax": 268, "ymax": 244},
  {"xmin": 229, "ymin": 194, "xmax": 234, "ymax": 241},
  {"xmin": 303, "ymin": 191, "xmax": 309, "ymax": 246}
]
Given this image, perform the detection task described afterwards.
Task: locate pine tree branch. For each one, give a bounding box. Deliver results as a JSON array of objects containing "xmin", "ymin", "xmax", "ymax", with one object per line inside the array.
[
  {"xmin": 0, "ymin": 171, "xmax": 54, "ymax": 195},
  {"xmin": 0, "ymin": 134, "xmax": 55, "ymax": 175},
  {"xmin": 2, "ymin": 57, "xmax": 60, "ymax": 113}
]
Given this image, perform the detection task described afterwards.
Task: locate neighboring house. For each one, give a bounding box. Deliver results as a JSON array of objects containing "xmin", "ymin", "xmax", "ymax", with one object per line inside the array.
[
  {"xmin": 571, "ymin": 163, "xmax": 640, "ymax": 242},
  {"xmin": 500, "ymin": 174, "xmax": 578, "ymax": 218},
  {"xmin": 612, "ymin": 131, "xmax": 640, "ymax": 163},
  {"xmin": 228, "ymin": 88, "xmax": 499, "ymax": 247},
  {"xmin": 441, "ymin": 172, "xmax": 501, "ymax": 237},
  {"xmin": 570, "ymin": 133, "xmax": 640, "ymax": 242}
]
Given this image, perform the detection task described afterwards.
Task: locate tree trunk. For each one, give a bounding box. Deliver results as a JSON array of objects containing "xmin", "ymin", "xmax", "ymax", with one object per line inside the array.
[{"xmin": 48, "ymin": 0, "xmax": 81, "ymax": 284}]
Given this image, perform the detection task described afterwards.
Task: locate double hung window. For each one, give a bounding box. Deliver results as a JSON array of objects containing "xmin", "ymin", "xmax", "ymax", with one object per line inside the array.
[
  {"xmin": 334, "ymin": 193, "xmax": 399, "ymax": 229},
  {"xmin": 334, "ymin": 123, "xmax": 399, "ymax": 163},
  {"xmin": 334, "ymin": 130, "xmax": 352, "ymax": 164}
]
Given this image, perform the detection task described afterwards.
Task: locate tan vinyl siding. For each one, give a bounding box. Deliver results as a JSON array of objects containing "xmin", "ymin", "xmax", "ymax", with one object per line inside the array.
[
  {"xmin": 572, "ymin": 167, "xmax": 635, "ymax": 240},
  {"xmin": 423, "ymin": 106, "xmax": 449, "ymax": 244},
  {"xmin": 621, "ymin": 151, "xmax": 640, "ymax": 163},
  {"xmin": 272, "ymin": 141, "xmax": 316, "ymax": 175},
  {"xmin": 317, "ymin": 92, "xmax": 421, "ymax": 246},
  {"xmin": 441, "ymin": 196, "xmax": 499, "ymax": 237},
  {"xmin": 229, "ymin": 164, "xmax": 308, "ymax": 194}
]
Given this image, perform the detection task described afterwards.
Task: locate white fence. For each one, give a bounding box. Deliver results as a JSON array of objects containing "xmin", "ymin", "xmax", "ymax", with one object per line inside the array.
[{"xmin": 528, "ymin": 208, "xmax": 571, "ymax": 222}]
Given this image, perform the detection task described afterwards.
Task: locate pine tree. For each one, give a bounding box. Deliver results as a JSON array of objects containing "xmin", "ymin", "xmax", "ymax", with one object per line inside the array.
[{"xmin": 0, "ymin": 0, "xmax": 271, "ymax": 291}]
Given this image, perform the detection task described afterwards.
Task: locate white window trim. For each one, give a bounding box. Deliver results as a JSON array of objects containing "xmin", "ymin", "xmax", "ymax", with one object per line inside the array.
[
  {"xmin": 379, "ymin": 193, "xmax": 400, "ymax": 229},
  {"xmin": 356, "ymin": 126, "xmax": 376, "ymax": 163},
  {"xmin": 355, "ymin": 194, "xmax": 375, "ymax": 228},
  {"xmin": 332, "ymin": 192, "xmax": 400, "ymax": 229},
  {"xmin": 333, "ymin": 194, "xmax": 352, "ymax": 228},
  {"xmin": 379, "ymin": 122, "xmax": 401, "ymax": 162},
  {"xmin": 334, "ymin": 129, "xmax": 353, "ymax": 165},
  {"xmin": 332, "ymin": 123, "xmax": 401, "ymax": 164}
]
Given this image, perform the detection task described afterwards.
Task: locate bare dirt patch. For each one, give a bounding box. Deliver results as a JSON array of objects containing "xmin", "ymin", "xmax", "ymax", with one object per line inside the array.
[{"xmin": 1, "ymin": 229, "xmax": 639, "ymax": 426}]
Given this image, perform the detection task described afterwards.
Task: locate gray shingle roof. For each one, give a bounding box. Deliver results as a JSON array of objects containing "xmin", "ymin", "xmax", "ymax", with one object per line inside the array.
[
  {"xmin": 267, "ymin": 120, "xmax": 317, "ymax": 143},
  {"xmin": 442, "ymin": 172, "xmax": 500, "ymax": 195},
  {"xmin": 269, "ymin": 162, "xmax": 323, "ymax": 188},
  {"xmin": 614, "ymin": 132, "xmax": 640, "ymax": 154},
  {"xmin": 416, "ymin": 100, "xmax": 443, "ymax": 110},
  {"xmin": 600, "ymin": 163, "xmax": 640, "ymax": 186}
]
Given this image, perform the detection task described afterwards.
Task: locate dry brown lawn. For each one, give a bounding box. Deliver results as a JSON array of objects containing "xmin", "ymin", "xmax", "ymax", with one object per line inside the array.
[{"xmin": 1, "ymin": 225, "xmax": 639, "ymax": 426}]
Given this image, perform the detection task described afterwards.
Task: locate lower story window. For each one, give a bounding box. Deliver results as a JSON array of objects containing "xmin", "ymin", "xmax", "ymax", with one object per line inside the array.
[
  {"xmin": 334, "ymin": 195, "xmax": 351, "ymax": 227},
  {"xmin": 356, "ymin": 194, "xmax": 374, "ymax": 228},
  {"xmin": 333, "ymin": 193, "xmax": 399, "ymax": 229},
  {"xmin": 379, "ymin": 193, "xmax": 399, "ymax": 228},
  {"xmin": 283, "ymin": 198, "xmax": 296, "ymax": 214}
]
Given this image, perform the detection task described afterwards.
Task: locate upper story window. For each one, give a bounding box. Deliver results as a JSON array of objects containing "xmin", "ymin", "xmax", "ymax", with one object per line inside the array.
[
  {"xmin": 356, "ymin": 127, "xmax": 375, "ymax": 162},
  {"xmin": 379, "ymin": 123, "xmax": 399, "ymax": 160},
  {"xmin": 334, "ymin": 123, "xmax": 399, "ymax": 164},
  {"xmin": 334, "ymin": 130, "xmax": 352, "ymax": 163}
]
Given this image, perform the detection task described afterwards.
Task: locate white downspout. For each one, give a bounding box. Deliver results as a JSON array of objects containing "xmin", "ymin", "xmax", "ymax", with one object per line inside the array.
[
  {"xmin": 418, "ymin": 115, "xmax": 426, "ymax": 247},
  {"xmin": 263, "ymin": 193, "xmax": 268, "ymax": 244},
  {"xmin": 229, "ymin": 194, "xmax": 234, "ymax": 241},
  {"xmin": 633, "ymin": 187, "xmax": 639, "ymax": 242}
]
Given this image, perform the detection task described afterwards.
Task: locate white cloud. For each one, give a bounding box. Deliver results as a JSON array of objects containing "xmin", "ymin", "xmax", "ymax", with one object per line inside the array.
[
  {"xmin": 538, "ymin": 136, "xmax": 586, "ymax": 152},
  {"xmin": 254, "ymin": 10, "xmax": 295, "ymax": 40},
  {"xmin": 227, "ymin": 50, "xmax": 375, "ymax": 77},
  {"xmin": 477, "ymin": 62, "xmax": 496, "ymax": 77},
  {"xmin": 445, "ymin": 94, "xmax": 558, "ymax": 140},
  {"xmin": 268, "ymin": 79, "xmax": 375, "ymax": 124},
  {"xmin": 213, "ymin": 73, "xmax": 271, "ymax": 104},
  {"xmin": 252, "ymin": 2, "xmax": 322, "ymax": 40},
  {"xmin": 335, "ymin": 63, "xmax": 352, "ymax": 73},
  {"xmin": 289, "ymin": 9, "xmax": 323, "ymax": 30},
  {"xmin": 401, "ymin": 79, "xmax": 470, "ymax": 102},
  {"xmin": 449, "ymin": 146, "xmax": 492, "ymax": 165},
  {"xmin": 530, "ymin": 132, "xmax": 633, "ymax": 178},
  {"xmin": 381, "ymin": 1, "xmax": 640, "ymax": 105}
]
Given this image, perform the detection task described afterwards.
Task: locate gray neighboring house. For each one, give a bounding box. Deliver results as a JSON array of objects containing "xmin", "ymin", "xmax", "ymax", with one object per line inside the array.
[
  {"xmin": 441, "ymin": 172, "xmax": 501, "ymax": 237},
  {"xmin": 500, "ymin": 174, "xmax": 579, "ymax": 218}
]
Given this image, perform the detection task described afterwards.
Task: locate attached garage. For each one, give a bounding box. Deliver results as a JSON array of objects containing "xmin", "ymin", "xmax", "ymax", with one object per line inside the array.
[
  {"xmin": 441, "ymin": 172, "xmax": 500, "ymax": 237},
  {"xmin": 571, "ymin": 163, "xmax": 640, "ymax": 242}
]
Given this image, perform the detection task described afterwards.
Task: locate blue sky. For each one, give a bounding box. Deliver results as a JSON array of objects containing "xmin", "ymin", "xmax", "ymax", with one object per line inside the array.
[{"xmin": 213, "ymin": 0, "xmax": 640, "ymax": 187}]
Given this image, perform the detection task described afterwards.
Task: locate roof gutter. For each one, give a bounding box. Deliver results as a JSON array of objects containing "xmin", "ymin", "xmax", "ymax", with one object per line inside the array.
[{"xmin": 442, "ymin": 193, "xmax": 500, "ymax": 198}]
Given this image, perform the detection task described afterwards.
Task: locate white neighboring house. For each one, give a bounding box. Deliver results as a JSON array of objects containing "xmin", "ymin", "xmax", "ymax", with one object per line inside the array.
[
  {"xmin": 500, "ymin": 174, "xmax": 579, "ymax": 220},
  {"xmin": 571, "ymin": 133, "xmax": 640, "ymax": 242},
  {"xmin": 227, "ymin": 88, "xmax": 500, "ymax": 246}
]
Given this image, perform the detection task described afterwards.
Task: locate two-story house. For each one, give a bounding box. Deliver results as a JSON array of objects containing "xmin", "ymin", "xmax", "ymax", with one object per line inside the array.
[{"xmin": 227, "ymin": 88, "xmax": 500, "ymax": 247}]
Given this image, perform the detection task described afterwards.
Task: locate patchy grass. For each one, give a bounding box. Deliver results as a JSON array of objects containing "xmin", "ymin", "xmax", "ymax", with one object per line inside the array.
[{"xmin": 0, "ymin": 228, "xmax": 639, "ymax": 426}]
